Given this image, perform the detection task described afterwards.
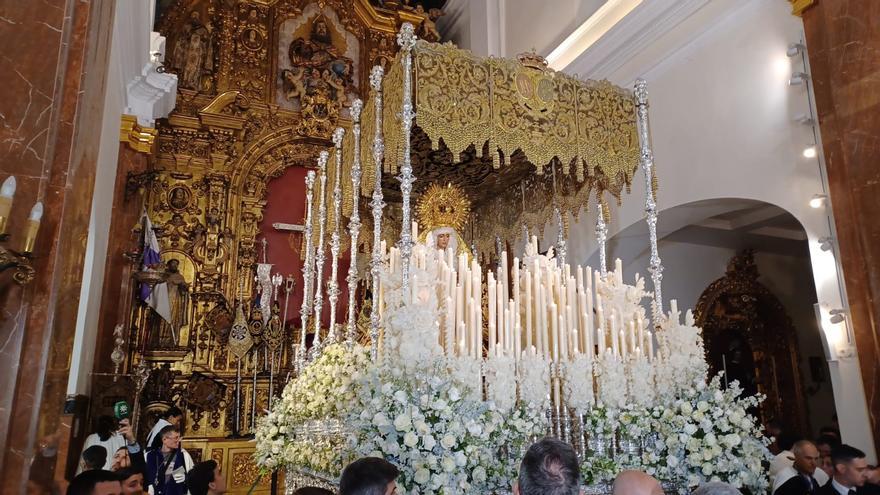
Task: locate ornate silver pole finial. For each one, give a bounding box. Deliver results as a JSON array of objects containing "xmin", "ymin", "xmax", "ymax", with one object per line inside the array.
[
  {"xmin": 634, "ymin": 78, "xmax": 664, "ymax": 323},
  {"xmin": 312, "ymin": 151, "xmax": 330, "ymax": 353},
  {"xmin": 555, "ymin": 206, "xmax": 566, "ymax": 267},
  {"xmin": 327, "ymin": 128, "xmax": 346, "ymax": 343},
  {"xmin": 368, "ymin": 65, "xmax": 386, "ymax": 361},
  {"xmin": 346, "ymin": 99, "xmax": 364, "ymax": 347},
  {"xmin": 596, "ymin": 202, "xmax": 608, "ymax": 277},
  {"xmin": 397, "ymin": 23, "xmax": 417, "ymax": 298},
  {"xmin": 298, "ymin": 170, "xmax": 317, "ymax": 372}
]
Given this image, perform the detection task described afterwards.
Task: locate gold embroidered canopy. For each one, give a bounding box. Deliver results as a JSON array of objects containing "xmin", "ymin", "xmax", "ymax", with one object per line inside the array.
[{"xmin": 337, "ymin": 38, "xmax": 643, "ymax": 251}]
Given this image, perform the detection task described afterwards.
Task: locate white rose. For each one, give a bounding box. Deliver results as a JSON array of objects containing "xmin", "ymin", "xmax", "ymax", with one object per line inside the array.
[
  {"xmin": 404, "ymin": 431, "xmax": 419, "ymax": 447},
  {"xmin": 666, "ymin": 455, "xmax": 679, "ymax": 467},
  {"xmin": 414, "ymin": 468, "xmax": 431, "ymax": 484},
  {"xmin": 441, "ymin": 456, "xmax": 456, "ymax": 472},
  {"xmin": 441, "ymin": 434, "xmax": 456, "ymax": 449},
  {"xmin": 454, "ymin": 451, "xmax": 467, "ymax": 466},
  {"xmin": 697, "ymin": 400, "xmax": 709, "ymax": 412},
  {"xmin": 473, "ymin": 466, "xmax": 487, "ymax": 482},
  {"xmin": 394, "ymin": 413, "xmax": 412, "ymax": 431},
  {"xmin": 373, "ymin": 412, "xmax": 390, "ymax": 427},
  {"xmin": 448, "ymin": 387, "xmax": 461, "ymax": 401},
  {"xmin": 422, "ymin": 434, "xmax": 437, "ymax": 450}
]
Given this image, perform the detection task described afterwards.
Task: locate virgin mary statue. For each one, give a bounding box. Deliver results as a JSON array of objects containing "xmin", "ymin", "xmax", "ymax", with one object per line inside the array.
[{"xmin": 416, "ymin": 183, "xmax": 471, "ymax": 256}]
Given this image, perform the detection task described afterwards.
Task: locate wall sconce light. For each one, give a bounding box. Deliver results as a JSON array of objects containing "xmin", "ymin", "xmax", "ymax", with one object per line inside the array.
[
  {"xmin": 818, "ymin": 236, "xmax": 834, "ymax": 252},
  {"xmin": 0, "ymin": 175, "xmax": 42, "ymax": 285},
  {"xmin": 809, "ymin": 194, "xmax": 827, "ymax": 209},
  {"xmin": 789, "ymin": 72, "xmax": 810, "ymax": 86},
  {"xmin": 803, "ymin": 145, "xmax": 818, "ymax": 158},
  {"xmin": 829, "ymin": 308, "xmax": 846, "ymax": 324},
  {"xmin": 787, "ymin": 42, "xmax": 806, "ymax": 57}
]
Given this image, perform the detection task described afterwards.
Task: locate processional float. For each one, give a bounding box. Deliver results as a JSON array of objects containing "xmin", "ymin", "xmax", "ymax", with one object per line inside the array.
[{"xmin": 281, "ymin": 22, "xmax": 689, "ymax": 493}]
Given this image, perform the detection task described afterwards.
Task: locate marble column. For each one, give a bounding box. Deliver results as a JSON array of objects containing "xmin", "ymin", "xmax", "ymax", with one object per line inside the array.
[
  {"xmin": 803, "ymin": 0, "xmax": 880, "ymax": 450},
  {"xmin": 0, "ymin": 0, "xmax": 115, "ymax": 492}
]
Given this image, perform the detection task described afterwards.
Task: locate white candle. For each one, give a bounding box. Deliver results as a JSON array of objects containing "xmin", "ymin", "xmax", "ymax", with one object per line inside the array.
[
  {"xmin": 647, "ymin": 330, "xmax": 655, "ymax": 360},
  {"xmin": 615, "ymin": 258, "xmax": 623, "ymax": 284},
  {"xmin": 445, "ymin": 296, "xmax": 454, "ymax": 355},
  {"xmin": 488, "ymin": 273, "xmax": 496, "ymax": 357},
  {"xmin": 610, "ymin": 312, "xmax": 619, "ymax": 356},
  {"xmin": 619, "ymin": 329, "xmax": 627, "ymax": 358},
  {"xmin": 550, "ymin": 302, "xmax": 559, "ymax": 361},
  {"xmin": 596, "ymin": 299, "xmax": 605, "ymax": 357},
  {"xmin": 501, "ymin": 251, "xmax": 509, "ymax": 309},
  {"xmin": 525, "ymin": 271, "xmax": 533, "ymax": 351},
  {"xmin": 567, "ymin": 304, "xmax": 578, "ymax": 355},
  {"xmin": 671, "ymin": 299, "xmax": 679, "ymax": 321}
]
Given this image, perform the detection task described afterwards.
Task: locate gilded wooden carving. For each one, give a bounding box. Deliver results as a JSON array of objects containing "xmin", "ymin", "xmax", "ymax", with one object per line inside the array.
[{"xmin": 694, "ymin": 250, "xmax": 807, "ymax": 432}]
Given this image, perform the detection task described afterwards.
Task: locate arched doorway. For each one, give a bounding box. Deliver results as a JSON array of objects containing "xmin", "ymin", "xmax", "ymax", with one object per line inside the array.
[{"xmin": 695, "ymin": 250, "xmax": 807, "ymax": 433}]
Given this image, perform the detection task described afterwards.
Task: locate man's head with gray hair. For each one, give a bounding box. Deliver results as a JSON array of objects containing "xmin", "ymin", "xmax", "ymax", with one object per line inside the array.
[
  {"xmin": 514, "ymin": 437, "xmax": 581, "ymax": 495},
  {"xmin": 791, "ymin": 440, "xmax": 820, "ymax": 476},
  {"xmin": 612, "ymin": 470, "xmax": 664, "ymax": 495},
  {"xmin": 692, "ymin": 481, "xmax": 744, "ymax": 495}
]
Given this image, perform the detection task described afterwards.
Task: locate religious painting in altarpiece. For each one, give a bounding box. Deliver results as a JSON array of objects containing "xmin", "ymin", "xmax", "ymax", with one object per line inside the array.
[{"xmin": 96, "ymin": 0, "xmax": 432, "ymax": 466}]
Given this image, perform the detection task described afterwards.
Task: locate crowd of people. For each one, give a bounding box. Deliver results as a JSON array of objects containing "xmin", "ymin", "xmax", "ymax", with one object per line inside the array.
[
  {"xmin": 64, "ymin": 409, "xmax": 880, "ymax": 495},
  {"xmin": 766, "ymin": 422, "xmax": 879, "ymax": 495},
  {"xmin": 66, "ymin": 406, "xmax": 227, "ymax": 495}
]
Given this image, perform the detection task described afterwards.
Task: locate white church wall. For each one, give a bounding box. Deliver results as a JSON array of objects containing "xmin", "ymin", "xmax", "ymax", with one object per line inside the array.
[
  {"xmin": 68, "ymin": 0, "xmax": 176, "ymax": 397},
  {"xmin": 556, "ymin": 0, "xmax": 875, "ymax": 458}
]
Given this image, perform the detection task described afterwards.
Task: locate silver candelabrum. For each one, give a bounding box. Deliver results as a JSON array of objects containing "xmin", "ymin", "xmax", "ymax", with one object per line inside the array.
[
  {"xmin": 346, "ymin": 99, "xmax": 364, "ymax": 347},
  {"xmin": 327, "ymin": 127, "xmax": 346, "ymax": 343}
]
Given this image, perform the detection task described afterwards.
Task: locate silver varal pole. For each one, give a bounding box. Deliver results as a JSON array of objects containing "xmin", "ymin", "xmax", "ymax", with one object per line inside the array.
[
  {"xmin": 634, "ymin": 78, "xmax": 664, "ymax": 321},
  {"xmin": 595, "ymin": 203, "xmax": 608, "ymax": 277},
  {"xmin": 396, "ymin": 23, "xmax": 417, "ymax": 297},
  {"xmin": 312, "ymin": 151, "xmax": 330, "ymax": 352},
  {"xmin": 346, "ymin": 99, "xmax": 364, "ymax": 347},
  {"xmin": 298, "ymin": 171, "xmax": 317, "ymax": 372},
  {"xmin": 555, "ymin": 206, "xmax": 566, "ymax": 267},
  {"xmin": 368, "ymin": 65, "xmax": 386, "ymax": 361},
  {"xmin": 327, "ymin": 127, "xmax": 346, "ymax": 343}
]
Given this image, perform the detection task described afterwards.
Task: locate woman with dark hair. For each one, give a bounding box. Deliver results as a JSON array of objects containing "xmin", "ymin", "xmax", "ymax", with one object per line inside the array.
[{"xmin": 146, "ymin": 425, "xmax": 193, "ymax": 495}]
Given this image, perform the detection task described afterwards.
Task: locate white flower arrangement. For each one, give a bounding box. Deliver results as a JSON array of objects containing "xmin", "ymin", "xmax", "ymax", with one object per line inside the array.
[
  {"xmin": 254, "ymin": 343, "xmax": 370, "ymax": 473},
  {"xmin": 563, "ymin": 354, "xmax": 595, "ymax": 414},
  {"xmin": 517, "ymin": 352, "xmax": 551, "ymax": 409},
  {"xmin": 654, "ymin": 309, "xmax": 708, "ymax": 403},
  {"xmin": 594, "ymin": 351, "xmax": 627, "ymax": 409},
  {"xmin": 485, "ymin": 355, "xmax": 517, "ymax": 413},
  {"xmin": 643, "ymin": 374, "xmax": 771, "ymax": 492},
  {"xmin": 626, "ymin": 354, "xmax": 654, "ymax": 407},
  {"xmin": 348, "ymin": 357, "xmax": 545, "ymax": 494}
]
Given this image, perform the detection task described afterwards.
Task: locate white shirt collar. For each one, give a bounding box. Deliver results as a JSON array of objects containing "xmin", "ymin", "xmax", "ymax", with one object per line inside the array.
[{"xmin": 831, "ymin": 478, "xmax": 853, "ymax": 495}]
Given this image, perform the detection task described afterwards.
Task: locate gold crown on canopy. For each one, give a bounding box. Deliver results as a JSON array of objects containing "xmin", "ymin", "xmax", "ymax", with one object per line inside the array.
[
  {"xmin": 416, "ymin": 183, "xmax": 471, "ymax": 232},
  {"xmin": 517, "ymin": 51, "xmax": 549, "ymax": 71}
]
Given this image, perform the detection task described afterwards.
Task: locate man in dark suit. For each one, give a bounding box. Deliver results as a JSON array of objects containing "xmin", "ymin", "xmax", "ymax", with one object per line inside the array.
[
  {"xmin": 817, "ymin": 444, "xmax": 869, "ymax": 495},
  {"xmin": 776, "ymin": 440, "xmax": 824, "ymax": 495}
]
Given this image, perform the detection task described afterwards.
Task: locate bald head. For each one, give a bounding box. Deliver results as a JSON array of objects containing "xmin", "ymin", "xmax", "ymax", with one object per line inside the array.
[
  {"xmin": 612, "ymin": 470, "xmax": 664, "ymax": 495},
  {"xmin": 792, "ymin": 440, "xmax": 820, "ymax": 476}
]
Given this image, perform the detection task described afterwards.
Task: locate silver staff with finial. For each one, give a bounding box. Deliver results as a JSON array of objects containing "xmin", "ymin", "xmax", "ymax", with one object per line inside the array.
[
  {"xmin": 327, "ymin": 127, "xmax": 346, "ymax": 343},
  {"xmin": 368, "ymin": 66, "xmax": 386, "ymax": 361},
  {"xmin": 346, "ymin": 99, "xmax": 364, "ymax": 347},
  {"xmin": 634, "ymin": 79, "xmax": 664, "ymax": 322},
  {"xmin": 311, "ymin": 151, "xmax": 330, "ymax": 354},
  {"xmin": 596, "ymin": 202, "xmax": 608, "ymax": 277},
  {"xmin": 397, "ymin": 23, "xmax": 417, "ymax": 297},
  {"xmin": 298, "ymin": 170, "xmax": 317, "ymax": 372}
]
